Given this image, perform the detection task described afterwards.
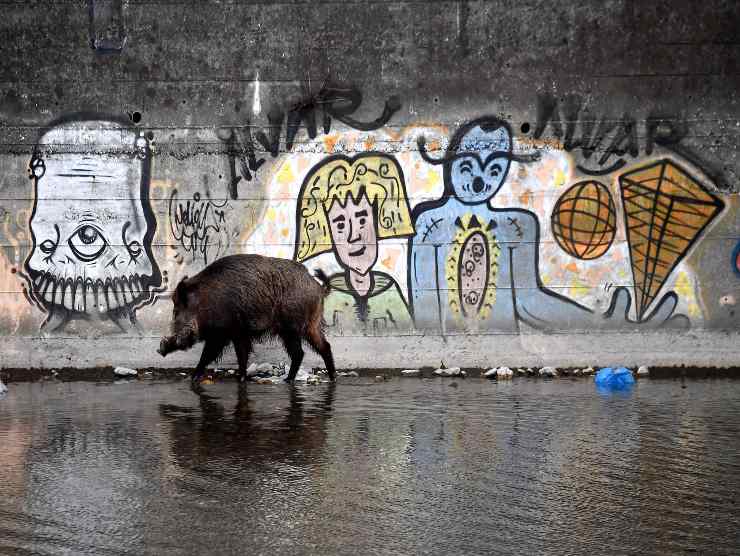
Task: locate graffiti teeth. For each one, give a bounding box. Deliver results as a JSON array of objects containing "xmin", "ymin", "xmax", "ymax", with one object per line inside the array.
[
  {"xmin": 73, "ymin": 279, "xmax": 85, "ymax": 312},
  {"xmin": 95, "ymin": 280, "xmax": 106, "ymax": 313},
  {"xmin": 105, "ymin": 280, "xmax": 119, "ymax": 311},
  {"xmin": 130, "ymin": 275, "xmax": 142, "ymax": 298},
  {"xmin": 54, "ymin": 279, "xmax": 65, "ymax": 308},
  {"xmin": 43, "ymin": 278, "xmax": 56, "ymax": 304},
  {"xmin": 120, "ymin": 277, "xmax": 131, "ymax": 305},
  {"xmin": 63, "ymin": 279, "xmax": 74, "ymax": 311},
  {"xmin": 37, "ymin": 274, "xmax": 49, "ymax": 296}
]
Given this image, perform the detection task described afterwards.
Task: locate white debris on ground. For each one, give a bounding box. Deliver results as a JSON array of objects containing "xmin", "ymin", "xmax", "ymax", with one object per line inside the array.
[
  {"xmin": 337, "ymin": 371, "xmax": 359, "ymax": 377},
  {"xmin": 498, "ymin": 367, "xmax": 514, "ymax": 379},
  {"xmin": 248, "ymin": 365, "xmax": 326, "ymax": 384},
  {"xmin": 114, "ymin": 367, "xmax": 138, "ymax": 377},
  {"xmin": 581, "ymin": 367, "xmax": 595, "ymax": 376},
  {"xmin": 434, "ymin": 366, "xmax": 465, "ymax": 377},
  {"xmin": 401, "ymin": 369, "xmax": 420, "ymax": 377},
  {"xmin": 0, "ymin": 379, "xmax": 7, "ymax": 397},
  {"xmin": 484, "ymin": 367, "xmax": 514, "ymax": 380},
  {"xmin": 636, "ymin": 365, "xmax": 650, "ymax": 377},
  {"xmin": 539, "ymin": 366, "xmax": 559, "ymax": 378},
  {"xmin": 255, "ymin": 362, "xmax": 274, "ymax": 373}
]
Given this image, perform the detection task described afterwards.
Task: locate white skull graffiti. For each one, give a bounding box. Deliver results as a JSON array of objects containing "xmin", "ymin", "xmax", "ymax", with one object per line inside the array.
[{"xmin": 24, "ymin": 117, "xmax": 161, "ymax": 326}]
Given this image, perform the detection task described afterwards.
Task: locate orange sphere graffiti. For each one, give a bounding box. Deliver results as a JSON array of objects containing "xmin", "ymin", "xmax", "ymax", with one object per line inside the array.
[{"xmin": 551, "ymin": 180, "xmax": 616, "ymax": 260}]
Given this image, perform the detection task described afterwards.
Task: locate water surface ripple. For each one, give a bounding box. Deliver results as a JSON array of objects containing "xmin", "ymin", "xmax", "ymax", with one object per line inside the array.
[{"xmin": 1, "ymin": 378, "xmax": 738, "ymax": 555}]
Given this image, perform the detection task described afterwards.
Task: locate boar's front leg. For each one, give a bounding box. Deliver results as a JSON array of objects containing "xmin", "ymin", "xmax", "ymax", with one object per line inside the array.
[
  {"xmin": 233, "ymin": 338, "xmax": 253, "ymax": 383},
  {"xmin": 192, "ymin": 339, "xmax": 228, "ymax": 384}
]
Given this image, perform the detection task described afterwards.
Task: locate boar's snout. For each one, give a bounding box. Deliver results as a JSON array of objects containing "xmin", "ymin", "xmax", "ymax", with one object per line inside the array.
[{"xmin": 158, "ymin": 336, "xmax": 173, "ymax": 357}]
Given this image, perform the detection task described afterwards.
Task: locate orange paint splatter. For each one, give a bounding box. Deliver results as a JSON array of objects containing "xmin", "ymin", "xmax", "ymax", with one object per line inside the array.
[
  {"xmin": 323, "ymin": 135, "xmax": 338, "ymax": 153},
  {"xmin": 566, "ymin": 261, "xmax": 579, "ymax": 273},
  {"xmin": 380, "ymin": 247, "xmax": 401, "ymax": 270},
  {"xmin": 519, "ymin": 190, "xmax": 532, "ymax": 205},
  {"xmin": 363, "ymin": 136, "xmax": 376, "ymax": 151}
]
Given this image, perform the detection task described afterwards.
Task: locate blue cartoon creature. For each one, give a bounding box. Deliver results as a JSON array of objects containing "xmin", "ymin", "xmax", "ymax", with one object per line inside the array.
[{"xmin": 407, "ymin": 116, "xmax": 687, "ymax": 335}]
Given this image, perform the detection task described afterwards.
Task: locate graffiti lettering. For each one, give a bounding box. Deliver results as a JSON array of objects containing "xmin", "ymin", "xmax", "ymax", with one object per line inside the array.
[
  {"xmin": 221, "ymin": 82, "xmax": 402, "ymax": 199},
  {"xmin": 169, "ymin": 190, "xmax": 230, "ymax": 266},
  {"xmin": 533, "ymin": 93, "xmax": 687, "ymax": 175}
]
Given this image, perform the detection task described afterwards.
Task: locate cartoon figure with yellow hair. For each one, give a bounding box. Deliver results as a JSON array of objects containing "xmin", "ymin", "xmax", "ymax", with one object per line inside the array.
[{"xmin": 294, "ymin": 153, "xmax": 414, "ymax": 333}]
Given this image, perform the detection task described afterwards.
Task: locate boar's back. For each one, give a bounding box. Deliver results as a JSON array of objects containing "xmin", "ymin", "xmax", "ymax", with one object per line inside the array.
[{"xmin": 179, "ymin": 254, "xmax": 323, "ymax": 334}]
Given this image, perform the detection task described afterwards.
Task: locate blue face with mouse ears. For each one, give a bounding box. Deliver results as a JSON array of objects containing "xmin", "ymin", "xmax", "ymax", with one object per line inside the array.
[{"xmin": 447, "ymin": 124, "xmax": 513, "ymax": 204}]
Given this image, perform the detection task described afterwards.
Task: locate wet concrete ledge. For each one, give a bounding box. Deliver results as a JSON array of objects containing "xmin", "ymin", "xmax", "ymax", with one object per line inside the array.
[
  {"xmin": 2, "ymin": 365, "xmax": 739, "ymax": 384},
  {"xmin": 0, "ymin": 330, "xmax": 738, "ymax": 371}
]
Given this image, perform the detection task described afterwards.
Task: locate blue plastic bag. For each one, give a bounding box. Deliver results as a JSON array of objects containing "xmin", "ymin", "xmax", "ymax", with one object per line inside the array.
[{"xmin": 595, "ymin": 367, "xmax": 635, "ymax": 390}]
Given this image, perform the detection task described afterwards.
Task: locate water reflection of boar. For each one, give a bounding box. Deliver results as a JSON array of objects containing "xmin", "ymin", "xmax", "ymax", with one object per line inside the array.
[{"xmin": 157, "ymin": 254, "xmax": 336, "ymax": 384}]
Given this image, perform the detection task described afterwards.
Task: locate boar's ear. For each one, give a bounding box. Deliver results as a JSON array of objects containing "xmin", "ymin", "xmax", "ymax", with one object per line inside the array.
[{"xmin": 175, "ymin": 276, "xmax": 189, "ymax": 307}]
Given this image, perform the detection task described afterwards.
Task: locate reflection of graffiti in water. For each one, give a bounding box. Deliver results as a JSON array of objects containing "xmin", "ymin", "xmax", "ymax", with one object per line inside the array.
[{"xmin": 169, "ymin": 190, "xmax": 230, "ymax": 266}]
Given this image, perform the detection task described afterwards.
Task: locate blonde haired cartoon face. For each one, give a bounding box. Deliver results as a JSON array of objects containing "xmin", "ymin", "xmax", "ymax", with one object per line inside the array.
[
  {"xmin": 326, "ymin": 193, "xmax": 378, "ymax": 276},
  {"xmin": 294, "ymin": 153, "xmax": 413, "ymax": 268}
]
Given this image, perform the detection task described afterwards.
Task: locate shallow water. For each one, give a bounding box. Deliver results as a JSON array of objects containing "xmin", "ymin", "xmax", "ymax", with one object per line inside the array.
[{"xmin": 0, "ymin": 376, "xmax": 739, "ymax": 555}]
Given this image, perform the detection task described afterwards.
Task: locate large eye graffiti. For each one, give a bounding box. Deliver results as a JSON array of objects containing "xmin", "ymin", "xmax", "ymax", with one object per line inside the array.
[{"xmin": 67, "ymin": 224, "xmax": 109, "ymax": 262}]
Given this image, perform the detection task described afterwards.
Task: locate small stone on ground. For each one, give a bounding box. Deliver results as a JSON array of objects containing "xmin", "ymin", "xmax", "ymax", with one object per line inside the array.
[
  {"xmin": 434, "ymin": 367, "xmax": 463, "ymax": 377},
  {"xmin": 114, "ymin": 367, "xmax": 138, "ymax": 377}
]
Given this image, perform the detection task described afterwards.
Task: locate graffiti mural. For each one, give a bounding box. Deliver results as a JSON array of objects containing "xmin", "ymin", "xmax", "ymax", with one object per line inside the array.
[
  {"xmin": 3, "ymin": 96, "xmax": 734, "ymax": 350},
  {"xmin": 220, "ymin": 82, "xmax": 402, "ymax": 199},
  {"xmin": 551, "ymin": 181, "xmax": 616, "ymax": 260},
  {"xmin": 408, "ymin": 116, "xmax": 690, "ymax": 335},
  {"xmin": 169, "ymin": 190, "xmax": 231, "ymax": 266},
  {"xmin": 21, "ymin": 114, "xmax": 162, "ymax": 332},
  {"xmin": 294, "ymin": 153, "xmax": 414, "ymax": 333},
  {"xmin": 619, "ymin": 159, "xmax": 724, "ymax": 320}
]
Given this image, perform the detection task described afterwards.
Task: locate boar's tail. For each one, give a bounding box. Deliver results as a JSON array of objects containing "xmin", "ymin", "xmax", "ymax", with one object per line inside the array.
[{"xmin": 314, "ymin": 268, "xmax": 332, "ymax": 296}]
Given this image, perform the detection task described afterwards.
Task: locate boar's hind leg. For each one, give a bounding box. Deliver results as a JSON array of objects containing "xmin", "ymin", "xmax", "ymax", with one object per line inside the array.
[
  {"xmin": 281, "ymin": 334, "xmax": 304, "ymax": 383},
  {"xmin": 192, "ymin": 339, "xmax": 228, "ymax": 384},
  {"xmin": 306, "ymin": 329, "xmax": 336, "ymax": 382},
  {"xmin": 234, "ymin": 338, "xmax": 253, "ymax": 383}
]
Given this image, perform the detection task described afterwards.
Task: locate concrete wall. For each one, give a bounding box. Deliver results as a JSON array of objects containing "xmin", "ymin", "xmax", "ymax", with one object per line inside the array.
[{"xmin": 0, "ymin": 0, "xmax": 738, "ymax": 369}]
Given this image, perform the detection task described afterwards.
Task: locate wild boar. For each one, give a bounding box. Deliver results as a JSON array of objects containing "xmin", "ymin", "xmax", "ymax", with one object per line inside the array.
[{"xmin": 157, "ymin": 254, "xmax": 336, "ymax": 383}]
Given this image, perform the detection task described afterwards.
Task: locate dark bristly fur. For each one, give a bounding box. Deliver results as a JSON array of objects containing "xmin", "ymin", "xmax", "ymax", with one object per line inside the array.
[{"xmin": 157, "ymin": 254, "xmax": 336, "ymax": 384}]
